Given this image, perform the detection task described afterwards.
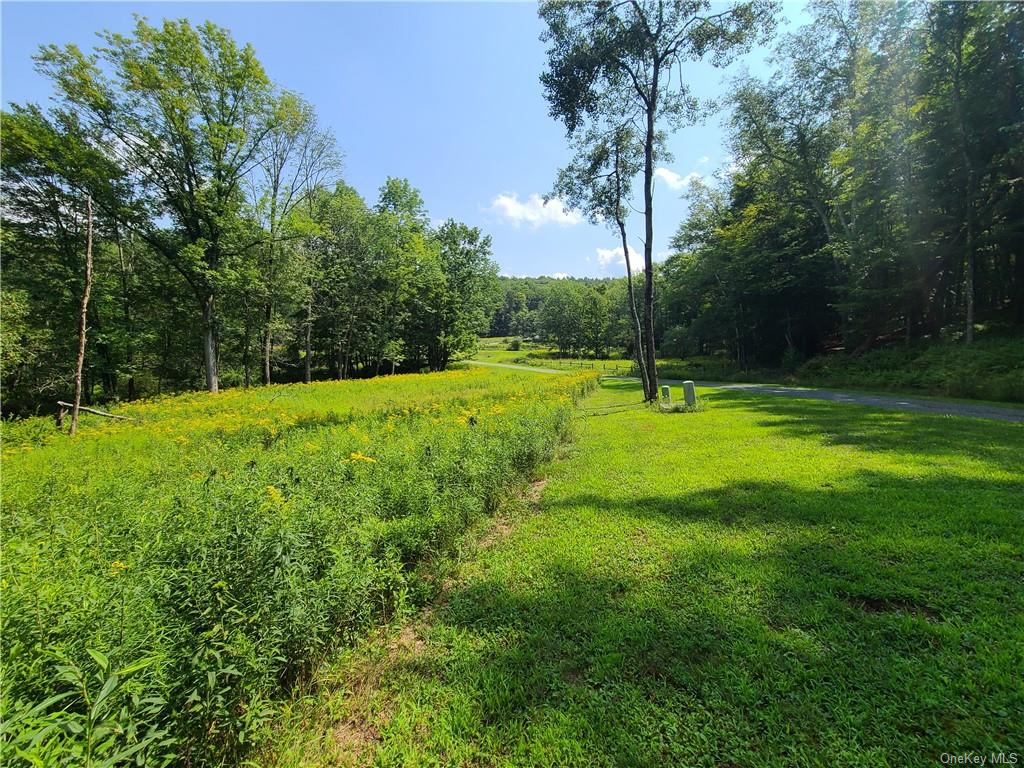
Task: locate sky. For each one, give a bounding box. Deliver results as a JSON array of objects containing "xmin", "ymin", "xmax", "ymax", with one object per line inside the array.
[{"xmin": 1, "ymin": 1, "xmax": 805, "ymax": 278}]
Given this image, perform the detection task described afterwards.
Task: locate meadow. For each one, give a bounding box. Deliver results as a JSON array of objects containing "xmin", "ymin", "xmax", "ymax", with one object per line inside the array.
[
  {"xmin": 264, "ymin": 378, "xmax": 1024, "ymax": 767},
  {"xmin": 0, "ymin": 367, "xmax": 597, "ymax": 766}
]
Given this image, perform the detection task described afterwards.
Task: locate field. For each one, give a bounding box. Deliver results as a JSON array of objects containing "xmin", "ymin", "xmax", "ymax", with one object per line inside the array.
[
  {"xmin": 4, "ymin": 366, "xmax": 1022, "ymax": 767},
  {"xmin": 0, "ymin": 368, "xmax": 597, "ymax": 766},
  {"xmin": 265, "ymin": 377, "xmax": 1024, "ymax": 767}
]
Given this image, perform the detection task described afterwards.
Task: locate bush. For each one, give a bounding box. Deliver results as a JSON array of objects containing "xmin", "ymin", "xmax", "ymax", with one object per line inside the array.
[
  {"xmin": 1, "ymin": 368, "xmax": 598, "ymax": 766},
  {"xmin": 506, "ymin": 336, "xmax": 523, "ymax": 351}
]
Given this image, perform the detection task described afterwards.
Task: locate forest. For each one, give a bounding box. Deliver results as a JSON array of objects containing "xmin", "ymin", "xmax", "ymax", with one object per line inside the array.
[
  {"xmin": 496, "ymin": 1, "xmax": 1023, "ymax": 387},
  {"xmin": 1, "ymin": 19, "xmax": 500, "ymax": 416}
]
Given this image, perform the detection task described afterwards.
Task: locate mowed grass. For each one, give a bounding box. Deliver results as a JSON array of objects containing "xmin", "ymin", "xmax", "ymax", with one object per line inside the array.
[{"xmin": 265, "ymin": 378, "xmax": 1024, "ymax": 767}]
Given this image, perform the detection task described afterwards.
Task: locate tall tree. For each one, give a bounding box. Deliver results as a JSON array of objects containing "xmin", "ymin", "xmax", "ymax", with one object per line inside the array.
[
  {"xmin": 423, "ymin": 220, "xmax": 500, "ymax": 371},
  {"xmin": 540, "ymin": 0, "xmax": 778, "ymax": 399},
  {"xmin": 552, "ymin": 121, "xmax": 651, "ymax": 397},
  {"xmin": 69, "ymin": 197, "xmax": 94, "ymax": 435},
  {"xmin": 247, "ymin": 91, "xmax": 340, "ymax": 384},
  {"xmin": 35, "ymin": 18, "xmax": 277, "ymax": 391}
]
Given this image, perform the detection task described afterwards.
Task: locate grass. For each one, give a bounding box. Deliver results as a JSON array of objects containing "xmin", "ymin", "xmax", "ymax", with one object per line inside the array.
[
  {"xmin": 1, "ymin": 367, "xmax": 597, "ymax": 766},
  {"xmin": 262, "ymin": 378, "xmax": 1024, "ymax": 767}
]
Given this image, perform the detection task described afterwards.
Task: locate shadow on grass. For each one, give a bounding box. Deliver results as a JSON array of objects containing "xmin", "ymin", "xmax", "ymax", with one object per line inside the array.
[
  {"xmin": 702, "ymin": 389, "xmax": 1024, "ymax": 474},
  {"xmin": 374, "ymin": 471, "xmax": 1022, "ymax": 766}
]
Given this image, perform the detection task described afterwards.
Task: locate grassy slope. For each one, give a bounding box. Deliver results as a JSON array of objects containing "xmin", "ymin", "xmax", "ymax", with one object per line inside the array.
[{"xmin": 266, "ymin": 378, "xmax": 1024, "ymax": 767}]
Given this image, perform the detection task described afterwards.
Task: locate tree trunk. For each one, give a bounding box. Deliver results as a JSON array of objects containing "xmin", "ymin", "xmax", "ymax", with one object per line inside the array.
[
  {"xmin": 70, "ymin": 197, "xmax": 94, "ymax": 436},
  {"xmin": 619, "ymin": 217, "xmax": 649, "ymax": 397},
  {"xmin": 116, "ymin": 232, "xmax": 136, "ymax": 401},
  {"xmin": 641, "ymin": 70, "xmax": 660, "ymax": 401},
  {"xmin": 262, "ymin": 301, "xmax": 273, "ymax": 385},
  {"xmin": 614, "ymin": 139, "xmax": 649, "ymax": 398},
  {"xmin": 304, "ymin": 300, "xmax": 313, "ymax": 384},
  {"xmin": 950, "ymin": 13, "xmax": 976, "ymax": 343},
  {"xmin": 202, "ymin": 292, "xmax": 219, "ymax": 393}
]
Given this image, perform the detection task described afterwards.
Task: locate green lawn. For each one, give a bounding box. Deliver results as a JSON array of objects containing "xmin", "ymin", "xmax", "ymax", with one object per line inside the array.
[{"xmin": 265, "ymin": 378, "xmax": 1024, "ymax": 767}]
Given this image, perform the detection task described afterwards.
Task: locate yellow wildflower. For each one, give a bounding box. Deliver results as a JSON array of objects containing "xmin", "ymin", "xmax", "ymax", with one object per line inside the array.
[
  {"xmin": 266, "ymin": 485, "xmax": 285, "ymax": 506},
  {"xmin": 347, "ymin": 451, "xmax": 377, "ymax": 463}
]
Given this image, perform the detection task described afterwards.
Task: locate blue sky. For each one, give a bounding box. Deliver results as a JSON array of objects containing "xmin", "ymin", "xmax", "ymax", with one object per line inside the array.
[{"xmin": 2, "ymin": 1, "xmax": 804, "ymax": 278}]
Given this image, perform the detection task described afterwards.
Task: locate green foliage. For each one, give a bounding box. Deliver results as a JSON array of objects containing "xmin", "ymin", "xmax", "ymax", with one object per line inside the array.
[
  {"xmin": 663, "ymin": 1, "xmax": 1024, "ymax": 365},
  {"xmin": 652, "ymin": 331, "xmax": 1024, "ymax": 403},
  {"xmin": 794, "ymin": 334, "xmax": 1024, "ymax": 402},
  {"xmin": 0, "ymin": 367, "xmax": 598, "ymax": 765},
  {"xmin": 2, "ymin": 23, "xmax": 496, "ymax": 414}
]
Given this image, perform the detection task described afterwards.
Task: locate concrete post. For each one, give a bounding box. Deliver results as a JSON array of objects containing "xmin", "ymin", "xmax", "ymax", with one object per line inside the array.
[{"xmin": 682, "ymin": 380, "xmax": 696, "ymax": 407}]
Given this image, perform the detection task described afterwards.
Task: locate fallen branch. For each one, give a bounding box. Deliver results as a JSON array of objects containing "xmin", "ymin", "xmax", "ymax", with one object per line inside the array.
[{"xmin": 56, "ymin": 401, "xmax": 135, "ymax": 427}]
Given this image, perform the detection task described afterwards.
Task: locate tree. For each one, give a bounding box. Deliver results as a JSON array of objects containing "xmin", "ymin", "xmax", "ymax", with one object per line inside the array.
[
  {"xmin": 69, "ymin": 197, "xmax": 94, "ymax": 435},
  {"xmin": 552, "ymin": 120, "xmax": 651, "ymax": 396},
  {"xmin": 36, "ymin": 18, "xmax": 278, "ymax": 392},
  {"xmin": 540, "ymin": 0, "xmax": 777, "ymax": 399},
  {"xmin": 423, "ymin": 220, "xmax": 500, "ymax": 371},
  {"xmin": 247, "ymin": 91, "xmax": 341, "ymax": 384}
]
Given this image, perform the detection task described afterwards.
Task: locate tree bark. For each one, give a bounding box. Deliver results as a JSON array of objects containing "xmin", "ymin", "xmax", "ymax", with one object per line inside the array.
[
  {"xmin": 262, "ymin": 301, "xmax": 273, "ymax": 385},
  {"xmin": 70, "ymin": 197, "xmax": 94, "ymax": 436},
  {"xmin": 116, "ymin": 232, "xmax": 136, "ymax": 400},
  {"xmin": 304, "ymin": 300, "xmax": 313, "ymax": 384},
  {"xmin": 950, "ymin": 10, "xmax": 976, "ymax": 343},
  {"xmin": 618, "ymin": 217, "xmax": 649, "ymax": 396},
  {"xmin": 641, "ymin": 63, "xmax": 660, "ymax": 401},
  {"xmin": 613, "ymin": 139, "xmax": 650, "ymax": 399},
  {"xmin": 202, "ymin": 292, "xmax": 219, "ymax": 393}
]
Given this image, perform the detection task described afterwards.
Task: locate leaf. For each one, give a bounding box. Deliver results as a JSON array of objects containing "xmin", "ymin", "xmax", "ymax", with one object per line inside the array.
[
  {"xmin": 25, "ymin": 690, "xmax": 76, "ymax": 717},
  {"xmin": 91, "ymin": 674, "xmax": 120, "ymax": 719},
  {"xmin": 86, "ymin": 648, "xmax": 110, "ymax": 674},
  {"xmin": 114, "ymin": 656, "xmax": 158, "ymax": 678}
]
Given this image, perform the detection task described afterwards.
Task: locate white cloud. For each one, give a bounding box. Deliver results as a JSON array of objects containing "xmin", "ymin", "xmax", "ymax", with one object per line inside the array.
[
  {"xmin": 487, "ymin": 192, "xmax": 582, "ymax": 228},
  {"xmin": 697, "ymin": 155, "xmax": 710, "ymax": 165},
  {"xmin": 595, "ymin": 245, "xmax": 643, "ymax": 273},
  {"xmin": 654, "ymin": 167, "xmax": 703, "ymax": 190}
]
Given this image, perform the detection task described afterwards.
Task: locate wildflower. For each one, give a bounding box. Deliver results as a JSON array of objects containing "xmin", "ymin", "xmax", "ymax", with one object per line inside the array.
[
  {"xmin": 346, "ymin": 451, "xmax": 377, "ymax": 463},
  {"xmin": 110, "ymin": 561, "xmax": 130, "ymax": 573},
  {"xmin": 266, "ymin": 485, "xmax": 285, "ymax": 506}
]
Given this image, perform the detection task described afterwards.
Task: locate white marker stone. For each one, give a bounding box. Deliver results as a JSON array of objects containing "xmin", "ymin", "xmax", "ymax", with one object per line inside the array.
[
  {"xmin": 683, "ymin": 380, "xmax": 697, "ymax": 407},
  {"xmin": 661, "ymin": 385, "xmax": 671, "ymax": 402}
]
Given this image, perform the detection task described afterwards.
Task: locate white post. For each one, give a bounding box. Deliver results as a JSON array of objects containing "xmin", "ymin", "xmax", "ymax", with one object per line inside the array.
[{"xmin": 682, "ymin": 380, "xmax": 696, "ymax": 407}]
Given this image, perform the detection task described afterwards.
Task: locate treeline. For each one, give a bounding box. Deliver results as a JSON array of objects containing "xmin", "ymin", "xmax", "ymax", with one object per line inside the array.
[
  {"xmin": 662, "ymin": 0, "xmax": 1023, "ymax": 366},
  {"xmin": 490, "ymin": 276, "xmax": 642, "ymax": 357},
  {"xmin": 1, "ymin": 19, "xmax": 499, "ymax": 416}
]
